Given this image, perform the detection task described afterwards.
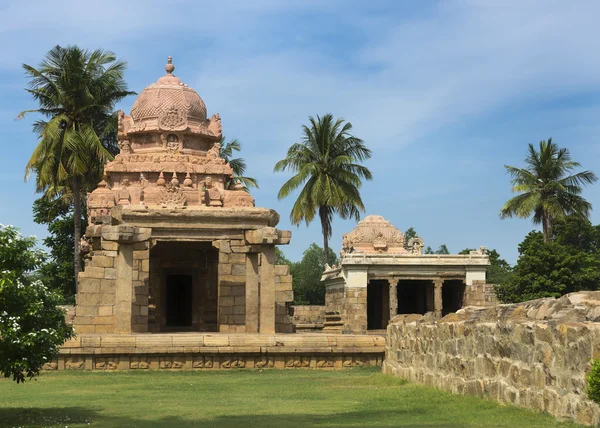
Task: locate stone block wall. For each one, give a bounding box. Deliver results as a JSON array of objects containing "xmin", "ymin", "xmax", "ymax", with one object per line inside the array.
[
  {"xmin": 344, "ymin": 287, "xmax": 368, "ymax": 333},
  {"xmin": 463, "ymin": 281, "xmax": 499, "ymax": 307},
  {"xmin": 275, "ymin": 264, "xmax": 293, "ymax": 333},
  {"xmin": 382, "ymin": 292, "xmax": 600, "ymax": 426},
  {"xmin": 291, "ymin": 305, "xmax": 326, "ymax": 332},
  {"xmin": 75, "ymin": 236, "xmax": 151, "ymax": 334},
  {"xmin": 74, "ymin": 240, "xmax": 119, "ymax": 334},
  {"xmin": 325, "ymin": 286, "xmax": 345, "ymax": 316},
  {"xmin": 131, "ymin": 241, "xmax": 150, "ymax": 332},
  {"xmin": 325, "ymin": 286, "xmax": 368, "ymax": 334},
  {"xmin": 218, "ymin": 245, "xmax": 247, "ymax": 333}
]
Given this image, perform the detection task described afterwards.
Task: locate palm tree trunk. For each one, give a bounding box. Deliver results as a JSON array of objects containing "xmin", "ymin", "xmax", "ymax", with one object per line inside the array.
[
  {"xmin": 73, "ymin": 176, "xmax": 82, "ymax": 294},
  {"xmin": 541, "ymin": 211, "xmax": 552, "ymax": 242},
  {"xmin": 319, "ymin": 206, "xmax": 329, "ymax": 266}
]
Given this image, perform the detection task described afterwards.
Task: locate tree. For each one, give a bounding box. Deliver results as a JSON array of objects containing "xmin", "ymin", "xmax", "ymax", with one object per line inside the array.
[
  {"xmin": 495, "ymin": 218, "xmax": 600, "ymax": 303},
  {"xmin": 218, "ymin": 136, "xmax": 258, "ymax": 191},
  {"xmin": 290, "ymin": 243, "xmax": 338, "ymax": 305},
  {"xmin": 274, "ymin": 114, "xmax": 372, "ymax": 265},
  {"xmin": 32, "ymin": 197, "xmax": 86, "ymax": 302},
  {"xmin": 0, "ymin": 225, "xmax": 74, "ymax": 383},
  {"xmin": 459, "ymin": 248, "xmax": 513, "ymax": 285},
  {"xmin": 500, "ymin": 139, "xmax": 597, "ymax": 242},
  {"xmin": 275, "ymin": 247, "xmax": 291, "ymax": 266},
  {"xmin": 404, "ymin": 227, "xmax": 417, "ymax": 250},
  {"xmin": 403, "ymin": 228, "xmax": 448, "ymax": 254},
  {"xmin": 436, "ymin": 244, "xmax": 450, "ymax": 255},
  {"xmin": 19, "ymin": 45, "xmax": 134, "ymax": 291}
]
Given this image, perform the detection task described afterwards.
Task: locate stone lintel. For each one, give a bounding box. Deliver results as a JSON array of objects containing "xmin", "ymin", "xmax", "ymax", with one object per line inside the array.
[
  {"xmin": 245, "ymin": 227, "xmax": 291, "ymax": 245},
  {"xmin": 101, "ymin": 225, "xmax": 152, "ymax": 243}
]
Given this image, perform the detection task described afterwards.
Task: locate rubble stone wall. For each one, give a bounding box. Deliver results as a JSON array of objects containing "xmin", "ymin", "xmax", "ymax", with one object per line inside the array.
[{"xmin": 382, "ymin": 292, "xmax": 600, "ymax": 425}]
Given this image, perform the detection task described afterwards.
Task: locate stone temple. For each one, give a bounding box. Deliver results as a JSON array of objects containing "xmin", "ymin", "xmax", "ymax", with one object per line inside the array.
[
  {"xmin": 57, "ymin": 58, "xmax": 384, "ymax": 371},
  {"xmin": 320, "ymin": 215, "xmax": 495, "ymax": 334},
  {"xmin": 53, "ymin": 58, "xmax": 498, "ymax": 371},
  {"xmin": 76, "ymin": 57, "xmax": 294, "ymax": 335}
]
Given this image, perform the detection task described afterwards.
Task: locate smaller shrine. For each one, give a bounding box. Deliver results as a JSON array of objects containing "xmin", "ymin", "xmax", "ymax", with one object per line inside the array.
[{"xmin": 321, "ymin": 215, "xmax": 493, "ymax": 333}]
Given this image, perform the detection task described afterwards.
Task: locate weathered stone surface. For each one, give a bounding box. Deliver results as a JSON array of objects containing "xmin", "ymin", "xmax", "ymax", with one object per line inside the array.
[{"xmin": 383, "ymin": 291, "xmax": 600, "ymax": 426}]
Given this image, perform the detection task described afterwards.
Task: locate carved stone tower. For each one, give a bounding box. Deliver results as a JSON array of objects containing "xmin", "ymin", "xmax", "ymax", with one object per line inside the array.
[{"xmin": 77, "ymin": 57, "xmax": 293, "ymax": 335}]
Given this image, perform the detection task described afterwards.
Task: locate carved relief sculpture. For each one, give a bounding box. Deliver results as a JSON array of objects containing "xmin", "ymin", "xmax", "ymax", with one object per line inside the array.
[{"xmin": 408, "ymin": 237, "xmax": 425, "ymax": 255}]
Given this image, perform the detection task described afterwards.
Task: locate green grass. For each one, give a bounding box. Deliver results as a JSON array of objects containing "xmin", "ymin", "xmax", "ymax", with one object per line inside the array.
[{"xmin": 0, "ymin": 368, "xmax": 576, "ymax": 427}]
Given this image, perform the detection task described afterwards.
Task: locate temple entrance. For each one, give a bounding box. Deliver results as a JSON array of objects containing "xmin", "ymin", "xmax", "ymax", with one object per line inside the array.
[
  {"xmin": 149, "ymin": 241, "xmax": 218, "ymax": 332},
  {"xmin": 397, "ymin": 280, "xmax": 434, "ymax": 315},
  {"xmin": 367, "ymin": 280, "xmax": 389, "ymax": 330},
  {"xmin": 166, "ymin": 275, "xmax": 192, "ymax": 327},
  {"xmin": 442, "ymin": 280, "xmax": 465, "ymax": 316}
]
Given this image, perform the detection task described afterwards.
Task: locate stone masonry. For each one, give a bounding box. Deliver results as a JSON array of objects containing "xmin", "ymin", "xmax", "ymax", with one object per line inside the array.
[
  {"xmin": 46, "ymin": 333, "xmax": 385, "ymax": 371},
  {"xmin": 382, "ymin": 291, "xmax": 600, "ymax": 426}
]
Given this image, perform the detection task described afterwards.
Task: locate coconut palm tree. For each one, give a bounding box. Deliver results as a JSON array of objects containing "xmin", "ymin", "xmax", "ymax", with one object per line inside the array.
[
  {"xmin": 19, "ymin": 45, "xmax": 134, "ymax": 292},
  {"xmin": 218, "ymin": 136, "xmax": 258, "ymax": 191},
  {"xmin": 274, "ymin": 114, "xmax": 372, "ymax": 265},
  {"xmin": 500, "ymin": 138, "xmax": 597, "ymax": 242}
]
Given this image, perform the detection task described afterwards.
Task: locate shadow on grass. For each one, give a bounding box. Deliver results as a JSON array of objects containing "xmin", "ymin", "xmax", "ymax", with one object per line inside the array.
[{"xmin": 0, "ymin": 407, "xmax": 464, "ymax": 428}]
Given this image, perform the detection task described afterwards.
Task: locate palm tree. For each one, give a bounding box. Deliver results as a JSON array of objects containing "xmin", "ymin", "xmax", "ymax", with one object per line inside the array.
[
  {"xmin": 19, "ymin": 45, "xmax": 134, "ymax": 292},
  {"xmin": 218, "ymin": 136, "xmax": 258, "ymax": 191},
  {"xmin": 500, "ymin": 138, "xmax": 597, "ymax": 242},
  {"xmin": 274, "ymin": 114, "xmax": 372, "ymax": 265}
]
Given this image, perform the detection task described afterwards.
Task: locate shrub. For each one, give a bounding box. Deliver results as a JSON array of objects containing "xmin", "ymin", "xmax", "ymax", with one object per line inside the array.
[
  {"xmin": 587, "ymin": 359, "xmax": 600, "ymax": 403},
  {"xmin": 0, "ymin": 225, "xmax": 74, "ymax": 383}
]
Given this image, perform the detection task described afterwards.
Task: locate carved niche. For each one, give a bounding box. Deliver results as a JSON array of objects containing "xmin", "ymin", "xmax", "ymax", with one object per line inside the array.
[{"xmin": 159, "ymin": 106, "xmax": 186, "ymax": 131}]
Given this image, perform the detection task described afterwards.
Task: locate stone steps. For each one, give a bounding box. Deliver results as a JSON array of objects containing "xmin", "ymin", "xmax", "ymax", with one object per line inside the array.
[{"xmin": 323, "ymin": 312, "xmax": 343, "ymax": 332}]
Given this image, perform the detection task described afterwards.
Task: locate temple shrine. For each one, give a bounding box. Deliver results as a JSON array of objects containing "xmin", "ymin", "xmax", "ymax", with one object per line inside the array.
[
  {"xmin": 321, "ymin": 215, "xmax": 495, "ymax": 334},
  {"xmin": 75, "ymin": 57, "xmax": 295, "ymax": 335}
]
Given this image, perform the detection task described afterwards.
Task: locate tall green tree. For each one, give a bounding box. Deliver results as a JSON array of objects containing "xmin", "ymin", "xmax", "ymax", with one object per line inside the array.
[
  {"xmin": 496, "ymin": 218, "xmax": 600, "ymax": 303},
  {"xmin": 32, "ymin": 197, "xmax": 86, "ymax": 302},
  {"xmin": 218, "ymin": 136, "xmax": 258, "ymax": 191},
  {"xmin": 500, "ymin": 139, "xmax": 597, "ymax": 242},
  {"xmin": 274, "ymin": 114, "xmax": 372, "ymax": 265},
  {"xmin": 19, "ymin": 45, "xmax": 134, "ymax": 291}
]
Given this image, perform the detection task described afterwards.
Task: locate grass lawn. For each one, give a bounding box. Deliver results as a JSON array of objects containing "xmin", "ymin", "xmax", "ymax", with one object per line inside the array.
[{"xmin": 0, "ymin": 367, "xmax": 576, "ymax": 427}]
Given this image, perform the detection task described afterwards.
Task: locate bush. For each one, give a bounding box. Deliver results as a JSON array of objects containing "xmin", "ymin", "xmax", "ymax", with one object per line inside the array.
[
  {"xmin": 0, "ymin": 225, "xmax": 74, "ymax": 383},
  {"xmin": 587, "ymin": 360, "xmax": 600, "ymax": 404}
]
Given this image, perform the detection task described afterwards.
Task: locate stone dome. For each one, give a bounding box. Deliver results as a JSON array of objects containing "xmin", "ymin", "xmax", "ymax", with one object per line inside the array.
[
  {"xmin": 342, "ymin": 215, "xmax": 407, "ymax": 254},
  {"xmin": 130, "ymin": 57, "xmax": 207, "ymax": 131}
]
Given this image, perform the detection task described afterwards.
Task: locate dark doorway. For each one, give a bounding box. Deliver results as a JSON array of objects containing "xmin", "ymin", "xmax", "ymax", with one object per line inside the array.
[
  {"xmin": 397, "ymin": 280, "xmax": 433, "ymax": 315},
  {"xmin": 166, "ymin": 275, "xmax": 193, "ymax": 327},
  {"xmin": 367, "ymin": 280, "xmax": 389, "ymax": 330},
  {"xmin": 442, "ymin": 280, "xmax": 465, "ymax": 316}
]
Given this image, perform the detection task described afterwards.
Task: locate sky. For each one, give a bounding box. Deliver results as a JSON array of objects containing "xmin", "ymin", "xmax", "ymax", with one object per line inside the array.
[{"xmin": 1, "ymin": 0, "xmax": 600, "ymax": 264}]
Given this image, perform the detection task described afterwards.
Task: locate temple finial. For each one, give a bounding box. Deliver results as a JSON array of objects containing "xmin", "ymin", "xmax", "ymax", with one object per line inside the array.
[{"xmin": 165, "ymin": 56, "xmax": 175, "ymax": 74}]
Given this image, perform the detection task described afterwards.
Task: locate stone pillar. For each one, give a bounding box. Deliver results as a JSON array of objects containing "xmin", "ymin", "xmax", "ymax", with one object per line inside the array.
[
  {"xmin": 115, "ymin": 243, "xmax": 134, "ymax": 333},
  {"xmin": 259, "ymin": 246, "xmax": 276, "ymax": 334},
  {"xmin": 434, "ymin": 279, "xmax": 443, "ymax": 317},
  {"xmin": 388, "ymin": 278, "xmax": 398, "ymax": 322},
  {"xmin": 245, "ymin": 253, "xmax": 260, "ymax": 333}
]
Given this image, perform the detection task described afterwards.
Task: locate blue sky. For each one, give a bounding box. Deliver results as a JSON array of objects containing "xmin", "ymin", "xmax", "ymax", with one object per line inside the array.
[{"xmin": 1, "ymin": 0, "xmax": 600, "ymax": 264}]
